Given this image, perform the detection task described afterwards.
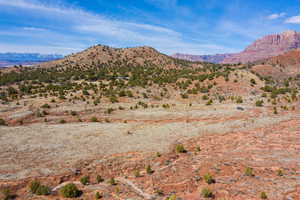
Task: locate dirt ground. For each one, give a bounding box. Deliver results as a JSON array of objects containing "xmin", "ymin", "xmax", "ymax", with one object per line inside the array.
[
  {"xmin": 0, "ymin": 102, "xmax": 293, "ymax": 180},
  {"xmin": 1, "ymin": 100, "xmax": 300, "ymax": 199}
]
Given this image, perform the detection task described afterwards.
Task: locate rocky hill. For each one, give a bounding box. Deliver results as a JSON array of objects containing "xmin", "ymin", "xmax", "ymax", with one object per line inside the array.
[
  {"xmin": 265, "ymin": 48, "xmax": 300, "ymax": 70},
  {"xmin": 172, "ymin": 30, "xmax": 300, "ymax": 64},
  {"xmin": 250, "ymin": 48, "xmax": 300, "ymax": 80},
  {"xmin": 39, "ymin": 45, "xmax": 203, "ymax": 69}
]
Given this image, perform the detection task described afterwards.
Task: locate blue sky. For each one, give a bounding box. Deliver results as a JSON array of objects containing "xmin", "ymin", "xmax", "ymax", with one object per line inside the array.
[{"xmin": 0, "ymin": 0, "xmax": 300, "ymax": 55}]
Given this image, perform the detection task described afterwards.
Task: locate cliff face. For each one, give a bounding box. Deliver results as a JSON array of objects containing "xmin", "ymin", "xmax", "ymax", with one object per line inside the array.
[
  {"xmin": 172, "ymin": 30, "xmax": 300, "ymax": 64},
  {"xmin": 222, "ymin": 30, "xmax": 300, "ymax": 64}
]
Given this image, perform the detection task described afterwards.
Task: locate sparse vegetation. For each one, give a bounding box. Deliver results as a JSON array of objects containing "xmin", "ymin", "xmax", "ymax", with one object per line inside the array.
[
  {"xmin": 41, "ymin": 104, "xmax": 51, "ymax": 109},
  {"xmin": 255, "ymin": 100, "xmax": 264, "ymax": 107},
  {"xmin": 175, "ymin": 144, "xmax": 187, "ymax": 153},
  {"xmin": 154, "ymin": 189, "xmax": 164, "ymax": 196},
  {"xmin": 95, "ymin": 191, "xmax": 102, "ymax": 199},
  {"xmin": 166, "ymin": 194, "xmax": 177, "ymax": 200},
  {"xmin": 1, "ymin": 188, "xmax": 15, "ymax": 200},
  {"xmin": 60, "ymin": 183, "xmax": 81, "ymax": 198},
  {"xmin": 201, "ymin": 188, "xmax": 213, "ymax": 198},
  {"xmin": 29, "ymin": 180, "xmax": 51, "ymax": 196},
  {"xmin": 245, "ymin": 167, "xmax": 254, "ymax": 177},
  {"xmin": 91, "ymin": 116, "xmax": 98, "ymax": 122},
  {"xmin": 204, "ymin": 173, "xmax": 215, "ymax": 184},
  {"xmin": 236, "ymin": 96, "xmax": 243, "ymax": 104},
  {"xmin": 134, "ymin": 170, "xmax": 141, "ymax": 177},
  {"xmin": 250, "ymin": 78, "xmax": 257, "ymax": 85},
  {"xmin": 70, "ymin": 111, "xmax": 77, "ymax": 116},
  {"xmin": 206, "ymin": 99, "xmax": 213, "ymax": 106},
  {"xmin": 3, "ymin": 43, "xmax": 300, "ymax": 200},
  {"xmin": 0, "ymin": 118, "xmax": 6, "ymax": 126},
  {"xmin": 80, "ymin": 176, "xmax": 90, "ymax": 185},
  {"xmin": 96, "ymin": 175, "xmax": 104, "ymax": 183},
  {"xmin": 108, "ymin": 178, "xmax": 117, "ymax": 185},
  {"xmin": 277, "ymin": 169, "xmax": 284, "ymax": 176},
  {"xmin": 146, "ymin": 165, "xmax": 154, "ymax": 174},
  {"xmin": 260, "ymin": 192, "xmax": 268, "ymax": 199}
]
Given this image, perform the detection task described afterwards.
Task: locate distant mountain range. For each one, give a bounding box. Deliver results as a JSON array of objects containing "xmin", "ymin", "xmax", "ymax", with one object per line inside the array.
[
  {"xmin": 172, "ymin": 30, "xmax": 300, "ymax": 64},
  {"xmin": 0, "ymin": 53, "xmax": 63, "ymax": 67},
  {"xmin": 171, "ymin": 53, "xmax": 233, "ymax": 64}
]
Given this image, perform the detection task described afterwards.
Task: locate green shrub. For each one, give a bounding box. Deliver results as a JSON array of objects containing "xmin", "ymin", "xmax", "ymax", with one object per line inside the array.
[
  {"xmin": 0, "ymin": 118, "xmax": 6, "ymax": 126},
  {"xmin": 154, "ymin": 189, "xmax": 164, "ymax": 196},
  {"xmin": 175, "ymin": 144, "xmax": 187, "ymax": 153},
  {"xmin": 95, "ymin": 191, "xmax": 102, "ymax": 199},
  {"xmin": 80, "ymin": 176, "xmax": 90, "ymax": 185},
  {"xmin": 255, "ymin": 100, "xmax": 264, "ymax": 107},
  {"xmin": 181, "ymin": 93, "xmax": 188, "ymax": 99},
  {"xmin": 236, "ymin": 96, "xmax": 243, "ymax": 104},
  {"xmin": 109, "ymin": 96, "xmax": 118, "ymax": 103},
  {"xmin": 82, "ymin": 90, "xmax": 89, "ymax": 96},
  {"xmin": 260, "ymin": 192, "xmax": 268, "ymax": 199},
  {"xmin": 273, "ymin": 107, "xmax": 278, "ymax": 114},
  {"xmin": 146, "ymin": 165, "xmax": 154, "ymax": 175},
  {"xmin": 41, "ymin": 104, "xmax": 51, "ymax": 109},
  {"xmin": 245, "ymin": 167, "xmax": 254, "ymax": 177},
  {"xmin": 35, "ymin": 185, "xmax": 51, "ymax": 196},
  {"xmin": 134, "ymin": 170, "xmax": 141, "ymax": 178},
  {"xmin": 91, "ymin": 117, "xmax": 98, "ymax": 122},
  {"xmin": 59, "ymin": 119, "xmax": 66, "ymax": 124},
  {"xmin": 203, "ymin": 173, "xmax": 215, "ymax": 184},
  {"xmin": 250, "ymin": 78, "xmax": 256, "ymax": 85},
  {"xmin": 1, "ymin": 188, "xmax": 15, "ymax": 200},
  {"xmin": 277, "ymin": 169, "xmax": 284, "ymax": 176},
  {"xmin": 108, "ymin": 178, "xmax": 117, "ymax": 186},
  {"xmin": 60, "ymin": 183, "xmax": 81, "ymax": 198},
  {"xmin": 201, "ymin": 188, "xmax": 213, "ymax": 198},
  {"xmin": 96, "ymin": 175, "xmax": 104, "ymax": 183},
  {"xmin": 166, "ymin": 194, "xmax": 177, "ymax": 200},
  {"xmin": 70, "ymin": 111, "xmax": 77, "ymax": 116},
  {"xmin": 206, "ymin": 99, "xmax": 213, "ymax": 106},
  {"xmin": 106, "ymin": 108, "xmax": 114, "ymax": 114},
  {"xmin": 29, "ymin": 180, "xmax": 41, "ymax": 194},
  {"xmin": 29, "ymin": 180, "xmax": 51, "ymax": 196},
  {"xmin": 202, "ymin": 95, "xmax": 209, "ymax": 100}
]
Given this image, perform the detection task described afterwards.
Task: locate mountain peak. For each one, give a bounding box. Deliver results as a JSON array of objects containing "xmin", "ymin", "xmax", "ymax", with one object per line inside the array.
[{"xmin": 282, "ymin": 30, "xmax": 297, "ymax": 36}]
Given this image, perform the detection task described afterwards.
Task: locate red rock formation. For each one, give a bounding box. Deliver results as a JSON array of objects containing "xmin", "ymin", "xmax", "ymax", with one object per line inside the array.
[
  {"xmin": 172, "ymin": 30, "xmax": 300, "ymax": 64},
  {"xmin": 223, "ymin": 30, "xmax": 300, "ymax": 64}
]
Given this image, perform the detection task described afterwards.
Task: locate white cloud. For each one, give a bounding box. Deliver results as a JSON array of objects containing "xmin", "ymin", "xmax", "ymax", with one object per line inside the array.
[
  {"xmin": 0, "ymin": 43, "xmax": 81, "ymax": 54},
  {"xmin": 267, "ymin": 12, "xmax": 286, "ymax": 20},
  {"xmin": 285, "ymin": 15, "xmax": 300, "ymax": 24},
  {"xmin": 0, "ymin": 0, "xmax": 235, "ymax": 55},
  {"xmin": 23, "ymin": 27, "xmax": 48, "ymax": 31}
]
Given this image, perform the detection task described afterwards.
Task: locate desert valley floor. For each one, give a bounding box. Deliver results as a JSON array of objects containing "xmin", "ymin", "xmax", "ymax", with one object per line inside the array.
[{"xmin": 1, "ymin": 98, "xmax": 300, "ymax": 199}]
